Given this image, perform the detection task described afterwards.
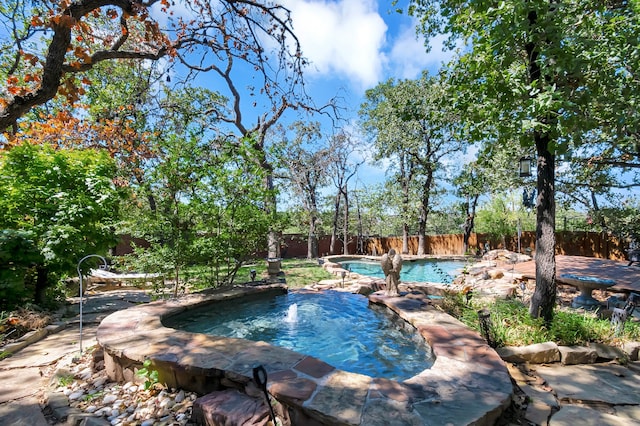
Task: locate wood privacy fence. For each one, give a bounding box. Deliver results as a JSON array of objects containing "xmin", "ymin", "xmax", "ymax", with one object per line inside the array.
[
  {"xmin": 277, "ymin": 231, "xmax": 629, "ymax": 261},
  {"xmin": 114, "ymin": 231, "xmax": 630, "ymax": 261}
]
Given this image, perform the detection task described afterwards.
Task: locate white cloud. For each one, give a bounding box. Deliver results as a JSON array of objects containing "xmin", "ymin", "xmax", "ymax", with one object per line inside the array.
[
  {"xmin": 389, "ymin": 24, "xmax": 455, "ymax": 79},
  {"xmin": 283, "ymin": 0, "xmax": 388, "ymax": 90}
]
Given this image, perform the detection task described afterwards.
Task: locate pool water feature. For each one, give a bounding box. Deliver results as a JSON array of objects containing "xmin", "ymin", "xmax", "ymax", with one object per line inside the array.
[
  {"xmin": 339, "ymin": 258, "xmax": 468, "ymax": 284},
  {"xmin": 164, "ymin": 290, "xmax": 434, "ymax": 381}
]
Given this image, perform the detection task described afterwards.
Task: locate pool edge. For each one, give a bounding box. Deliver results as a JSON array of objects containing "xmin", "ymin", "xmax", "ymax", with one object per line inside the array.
[{"xmin": 97, "ymin": 284, "xmax": 513, "ymax": 425}]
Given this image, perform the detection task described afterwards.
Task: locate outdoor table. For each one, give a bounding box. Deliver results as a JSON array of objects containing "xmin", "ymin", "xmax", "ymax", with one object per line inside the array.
[{"xmin": 559, "ymin": 273, "xmax": 616, "ymax": 309}]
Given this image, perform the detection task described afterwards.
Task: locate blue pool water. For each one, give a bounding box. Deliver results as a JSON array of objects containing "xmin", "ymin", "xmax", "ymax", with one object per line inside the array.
[
  {"xmin": 164, "ymin": 291, "xmax": 434, "ymax": 380},
  {"xmin": 339, "ymin": 258, "xmax": 468, "ymax": 284}
]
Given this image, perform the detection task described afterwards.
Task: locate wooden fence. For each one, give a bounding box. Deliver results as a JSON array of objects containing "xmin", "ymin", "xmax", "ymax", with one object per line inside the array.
[
  {"xmin": 114, "ymin": 231, "xmax": 630, "ymax": 261},
  {"xmin": 278, "ymin": 232, "xmax": 629, "ymax": 261}
]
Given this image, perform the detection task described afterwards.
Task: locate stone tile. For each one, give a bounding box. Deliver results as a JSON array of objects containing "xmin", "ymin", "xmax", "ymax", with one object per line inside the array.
[
  {"xmin": 536, "ymin": 363, "xmax": 640, "ymax": 405},
  {"xmin": 413, "ymin": 387, "xmax": 507, "ymax": 426},
  {"xmin": 370, "ymin": 377, "xmax": 425, "ymax": 403},
  {"xmin": 305, "ymin": 370, "xmax": 371, "ymax": 425},
  {"xmin": 294, "ymin": 356, "xmax": 335, "ymax": 379},
  {"xmin": 549, "ymin": 405, "xmax": 638, "ymax": 426},
  {"xmin": 0, "ymin": 395, "xmax": 49, "ymax": 426},
  {"xmin": 0, "ymin": 367, "xmax": 46, "ymax": 404},
  {"xmin": 268, "ymin": 369, "xmax": 297, "ymax": 382},
  {"xmin": 269, "ymin": 376, "xmax": 317, "ymax": 404},
  {"xmin": 192, "ymin": 390, "xmax": 270, "ymax": 426},
  {"xmin": 419, "ymin": 324, "xmax": 486, "ymax": 348},
  {"xmin": 506, "ymin": 362, "xmax": 531, "ymax": 383},
  {"xmin": 525, "ymin": 399, "xmax": 552, "ymax": 425},
  {"xmin": 361, "ymin": 398, "xmax": 423, "ymax": 426},
  {"xmin": 615, "ymin": 404, "xmax": 640, "ymax": 422},
  {"xmin": 519, "ymin": 383, "xmax": 559, "ymax": 409},
  {"xmin": 229, "ymin": 342, "xmax": 306, "ymax": 376}
]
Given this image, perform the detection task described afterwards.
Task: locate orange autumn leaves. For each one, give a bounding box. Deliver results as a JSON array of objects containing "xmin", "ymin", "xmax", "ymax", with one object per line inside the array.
[
  {"xmin": 3, "ymin": 2, "xmax": 169, "ymax": 111},
  {"xmin": 3, "ymin": 108, "xmax": 155, "ymax": 181}
]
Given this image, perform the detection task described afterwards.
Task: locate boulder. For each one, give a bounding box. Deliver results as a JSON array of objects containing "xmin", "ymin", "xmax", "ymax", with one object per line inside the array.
[
  {"xmin": 192, "ymin": 390, "xmax": 271, "ymax": 426},
  {"xmin": 558, "ymin": 346, "xmax": 598, "ymax": 365},
  {"xmin": 497, "ymin": 342, "xmax": 560, "ymax": 364}
]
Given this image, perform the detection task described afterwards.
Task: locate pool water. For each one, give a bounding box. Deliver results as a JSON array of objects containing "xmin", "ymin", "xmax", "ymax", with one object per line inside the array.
[
  {"xmin": 339, "ymin": 258, "xmax": 468, "ymax": 284},
  {"xmin": 164, "ymin": 291, "xmax": 434, "ymax": 381}
]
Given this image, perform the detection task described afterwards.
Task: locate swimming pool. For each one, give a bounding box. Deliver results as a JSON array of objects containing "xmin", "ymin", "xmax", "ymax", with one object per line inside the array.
[
  {"xmin": 338, "ymin": 258, "xmax": 469, "ymax": 284},
  {"xmin": 164, "ymin": 290, "xmax": 434, "ymax": 381}
]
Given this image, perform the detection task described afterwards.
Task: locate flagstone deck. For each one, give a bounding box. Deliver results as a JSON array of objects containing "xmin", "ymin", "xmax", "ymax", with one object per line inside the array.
[
  {"xmin": 96, "ymin": 284, "xmax": 512, "ymax": 425},
  {"xmin": 513, "ymin": 255, "xmax": 640, "ymax": 294}
]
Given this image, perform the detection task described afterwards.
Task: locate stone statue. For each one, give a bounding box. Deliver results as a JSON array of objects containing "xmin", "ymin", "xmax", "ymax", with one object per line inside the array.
[{"xmin": 381, "ymin": 249, "xmax": 402, "ymax": 296}]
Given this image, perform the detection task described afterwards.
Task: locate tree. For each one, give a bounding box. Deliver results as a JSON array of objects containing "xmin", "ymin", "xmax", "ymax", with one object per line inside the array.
[
  {"xmin": 0, "ymin": 0, "xmax": 169, "ymax": 133},
  {"xmin": 168, "ymin": 0, "xmax": 337, "ymax": 259},
  {"xmin": 327, "ymin": 131, "xmax": 363, "ymax": 255},
  {"xmin": 0, "ymin": 143, "xmax": 121, "ymax": 304},
  {"xmin": 405, "ymin": 0, "xmax": 640, "ymax": 322},
  {"xmin": 454, "ymin": 162, "xmax": 483, "ymax": 255},
  {"xmin": 360, "ymin": 74, "xmax": 465, "ymax": 255},
  {"xmin": 119, "ymin": 87, "xmax": 271, "ymax": 291},
  {"xmin": 274, "ymin": 121, "xmax": 330, "ymax": 259}
]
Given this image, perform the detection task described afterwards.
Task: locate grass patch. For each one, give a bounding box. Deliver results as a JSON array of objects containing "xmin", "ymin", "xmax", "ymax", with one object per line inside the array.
[
  {"xmin": 443, "ymin": 295, "xmax": 640, "ymax": 347},
  {"xmin": 237, "ymin": 258, "xmax": 334, "ymax": 289},
  {"xmin": 57, "ymin": 373, "xmax": 74, "ymax": 387}
]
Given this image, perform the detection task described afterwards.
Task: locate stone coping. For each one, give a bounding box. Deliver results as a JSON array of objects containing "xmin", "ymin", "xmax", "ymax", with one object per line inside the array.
[{"xmin": 96, "ymin": 284, "xmax": 512, "ymax": 425}]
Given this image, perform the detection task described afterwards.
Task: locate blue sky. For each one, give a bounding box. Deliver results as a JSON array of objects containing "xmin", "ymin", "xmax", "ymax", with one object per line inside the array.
[
  {"xmin": 277, "ymin": 0, "xmax": 454, "ymax": 187},
  {"xmin": 151, "ymin": 1, "xmax": 457, "ymax": 190}
]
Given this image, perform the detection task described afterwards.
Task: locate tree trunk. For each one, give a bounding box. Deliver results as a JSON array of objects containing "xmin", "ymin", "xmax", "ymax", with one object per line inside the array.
[
  {"xmin": 355, "ymin": 191, "xmax": 364, "ymax": 254},
  {"xmin": 400, "ymin": 152, "xmax": 411, "ymax": 254},
  {"xmin": 416, "ymin": 173, "xmax": 432, "ymax": 256},
  {"xmin": 330, "ymin": 192, "xmax": 340, "ymax": 255},
  {"xmin": 529, "ymin": 132, "xmax": 557, "ymax": 323},
  {"xmin": 34, "ymin": 266, "xmax": 49, "ymax": 306},
  {"xmin": 308, "ymin": 215, "xmax": 318, "ymax": 258},
  {"xmin": 462, "ymin": 194, "xmax": 479, "ymax": 255},
  {"xmin": 342, "ymin": 188, "xmax": 349, "ymax": 255},
  {"xmin": 526, "ymin": 8, "xmax": 557, "ymax": 324},
  {"xmin": 264, "ymin": 173, "xmax": 280, "ymax": 259},
  {"xmin": 402, "ymin": 223, "xmax": 410, "ymax": 255}
]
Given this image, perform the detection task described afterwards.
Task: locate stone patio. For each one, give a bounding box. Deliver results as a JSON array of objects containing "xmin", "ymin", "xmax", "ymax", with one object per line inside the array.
[{"xmin": 96, "ymin": 284, "xmax": 513, "ymax": 425}]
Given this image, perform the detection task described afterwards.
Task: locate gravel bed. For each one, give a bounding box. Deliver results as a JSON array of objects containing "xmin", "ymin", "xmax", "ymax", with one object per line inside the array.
[{"xmin": 49, "ymin": 347, "xmax": 197, "ymax": 425}]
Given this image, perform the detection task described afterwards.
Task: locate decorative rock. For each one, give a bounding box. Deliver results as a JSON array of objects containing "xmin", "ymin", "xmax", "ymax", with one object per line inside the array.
[
  {"xmin": 589, "ymin": 342, "xmax": 627, "ymax": 361},
  {"xmin": 93, "ymin": 377, "xmax": 107, "ymax": 388},
  {"xmin": 103, "ymin": 394, "xmax": 117, "ymax": 405},
  {"xmin": 175, "ymin": 389, "xmax": 185, "ymax": 403},
  {"xmin": 141, "ymin": 419, "xmax": 156, "ymax": 426},
  {"xmin": 79, "ymin": 367, "xmax": 93, "ymax": 380},
  {"xmin": 68, "ymin": 391, "xmax": 84, "ymax": 400},
  {"xmin": 623, "ymin": 341, "xmax": 640, "ymax": 361},
  {"xmin": 558, "ymin": 346, "xmax": 598, "ymax": 365},
  {"xmin": 95, "ymin": 407, "xmax": 111, "ymax": 416},
  {"xmin": 497, "ymin": 342, "xmax": 560, "ymax": 364},
  {"xmin": 488, "ymin": 269, "xmax": 504, "ymax": 279}
]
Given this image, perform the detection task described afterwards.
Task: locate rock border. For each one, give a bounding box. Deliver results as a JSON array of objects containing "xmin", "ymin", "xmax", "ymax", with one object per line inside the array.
[{"xmin": 96, "ymin": 284, "xmax": 513, "ymax": 425}]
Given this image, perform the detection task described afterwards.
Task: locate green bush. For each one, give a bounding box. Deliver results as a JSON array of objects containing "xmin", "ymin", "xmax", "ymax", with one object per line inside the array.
[{"xmin": 0, "ymin": 230, "xmax": 41, "ymax": 310}]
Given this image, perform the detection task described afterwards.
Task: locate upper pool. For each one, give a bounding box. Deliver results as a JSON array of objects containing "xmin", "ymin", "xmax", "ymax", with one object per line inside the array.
[{"xmin": 337, "ymin": 257, "xmax": 469, "ymax": 284}]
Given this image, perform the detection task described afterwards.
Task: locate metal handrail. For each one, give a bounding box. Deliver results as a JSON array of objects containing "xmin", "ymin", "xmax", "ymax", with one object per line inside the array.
[{"xmin": 76, "ymin": 254, "xmax": 108, "ymax": 354}]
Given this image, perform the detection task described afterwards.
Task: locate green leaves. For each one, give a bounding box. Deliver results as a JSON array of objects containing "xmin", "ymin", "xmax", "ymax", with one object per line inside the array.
[{"xmin": 0, "ymin": 144, "xmax": 120, "ymax": 305}]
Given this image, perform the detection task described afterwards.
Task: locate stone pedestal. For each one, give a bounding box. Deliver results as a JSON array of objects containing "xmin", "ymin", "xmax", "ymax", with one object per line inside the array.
[
  {"xmin": 560, "ymin": 274, "xmax": 616, "ymax": 309},
  {"xmin": 266, "ymin": 258, "xmax": 282, "ymax": 277}
]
